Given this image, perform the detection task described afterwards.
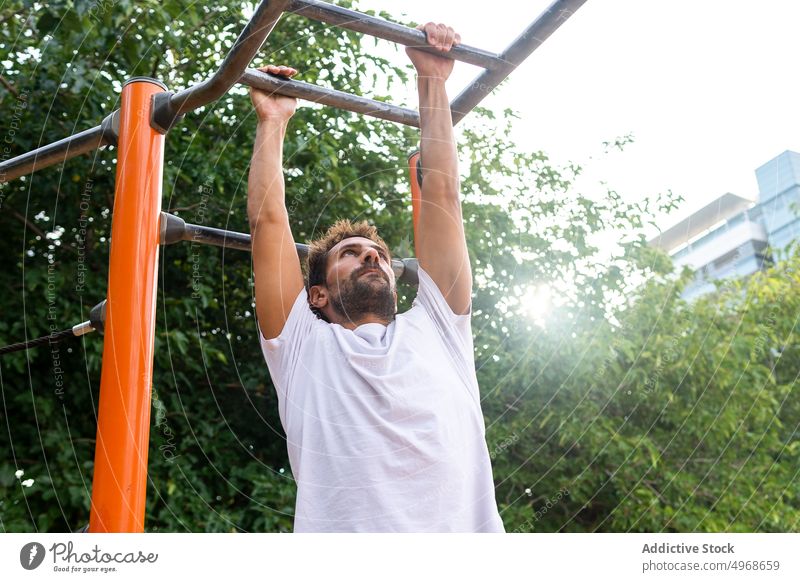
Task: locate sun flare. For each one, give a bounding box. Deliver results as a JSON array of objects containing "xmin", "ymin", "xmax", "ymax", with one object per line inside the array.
[{"xmin": 519, "ymin": 284, "xmax": 551, "ymax": 325}]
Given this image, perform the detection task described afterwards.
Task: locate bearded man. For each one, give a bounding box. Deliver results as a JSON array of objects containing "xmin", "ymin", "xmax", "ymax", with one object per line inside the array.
[{"xmin": 247, "ymin": 23, "xmax": 504, "ymax": 533}]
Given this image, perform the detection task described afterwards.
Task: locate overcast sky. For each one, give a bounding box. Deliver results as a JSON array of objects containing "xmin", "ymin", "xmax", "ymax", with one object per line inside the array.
[{"xmin": 357, "ymin": 0, "xmax": 800, "ymax": 234}]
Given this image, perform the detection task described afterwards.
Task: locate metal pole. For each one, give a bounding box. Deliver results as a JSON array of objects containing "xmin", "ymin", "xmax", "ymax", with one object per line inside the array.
[
  {"xmin": 152, "ymin": 0, "xmax": 291, "ymax": 132},
  {"xmin": 240, "ymin": 68, "xmax": 421, "ymax": 127},
  {"xmin": 450, "ymin": 0, "xmax": 587, "ymax": 125},
  {"xmin": 407, "ymin": 151, "xmax": 422, "ymax": 257},
  {"xmin": 288, "ymin": 0, "xmax": 508, "ymax": 71},
  {"xmin": 89, "ymin": 78, "xmax": 166, "ymax": 533},
  {"xmin": 0, "ymin": 111, "xmax": 118, "ymax": 184},
  {"xmin": 159, "ymin": 212, "xmax": 419, "ymax": 284}
]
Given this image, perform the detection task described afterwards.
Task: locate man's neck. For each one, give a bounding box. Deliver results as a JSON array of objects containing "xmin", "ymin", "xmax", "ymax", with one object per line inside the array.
[{"xmin": 334, "ymin": 313, "xmax": 392, "ymax": 330}]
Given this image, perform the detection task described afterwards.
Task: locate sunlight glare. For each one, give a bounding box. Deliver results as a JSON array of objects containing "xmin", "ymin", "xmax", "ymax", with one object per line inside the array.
[{"xmin": 519, "ymin": 284, "xmax": 551, "ymax": 326}]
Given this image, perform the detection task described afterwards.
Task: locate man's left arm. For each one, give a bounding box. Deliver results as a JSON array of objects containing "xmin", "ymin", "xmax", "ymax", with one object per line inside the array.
[{"xmin": 407, "ymin": 23, "xmax": 472, "ymax": 315}]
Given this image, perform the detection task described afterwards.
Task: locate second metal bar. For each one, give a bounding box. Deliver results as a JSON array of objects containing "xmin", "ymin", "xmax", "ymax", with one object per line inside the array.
[
  {"xmin": 153, "ymin": 0, "xmax": 291, "ymax": 132},
  {"xmin": 240, "ymin": 68, "xmax": 420, "ymax": 127},
  {"xmin": 450, "ymin": 0, "xmax": 588, "ymax": 125},
  {"xmin": 288, "ymin": 0, "xmax": 508, "ymax": 71},
  {"xmin": 0, "ymin": 111, "xmax": 118, "ymax": 184},
  {"xmin": 159, "ymin": 212, "xmax": 419, "ymax": 285}
]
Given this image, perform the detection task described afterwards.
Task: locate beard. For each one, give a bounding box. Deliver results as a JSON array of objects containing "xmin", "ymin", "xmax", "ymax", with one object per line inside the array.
[{"xmin": 328, "ymin": 265, "xmax": 396, "ymax": 324}]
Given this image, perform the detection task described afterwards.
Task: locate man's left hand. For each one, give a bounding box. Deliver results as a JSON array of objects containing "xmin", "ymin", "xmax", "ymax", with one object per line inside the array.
[{"xmin": 405, "ymin": 22, "xmax": 461, "ymax": 81}]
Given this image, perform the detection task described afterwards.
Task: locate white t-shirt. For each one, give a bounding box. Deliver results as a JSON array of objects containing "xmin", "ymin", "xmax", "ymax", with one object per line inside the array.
[{"xmin": 259, "ymin": 266, "xmax": 505, "ymax": 533}]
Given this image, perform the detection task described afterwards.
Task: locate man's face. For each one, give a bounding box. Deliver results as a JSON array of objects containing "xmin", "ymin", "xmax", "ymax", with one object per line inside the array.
[{"xmin": 322, "ymin": 236, "xmax": 397, "ymax": 323}]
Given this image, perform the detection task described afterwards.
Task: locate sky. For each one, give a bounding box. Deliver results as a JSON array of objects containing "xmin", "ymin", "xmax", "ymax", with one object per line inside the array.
[{"xmin": 357, "ymin": 0, "xmax": 800, "ymax": 236}]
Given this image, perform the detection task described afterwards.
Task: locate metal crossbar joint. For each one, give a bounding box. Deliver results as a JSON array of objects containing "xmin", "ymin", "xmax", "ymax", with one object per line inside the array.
[
  {"xmin": 100, "ymin": 110, "xmax": 120, "ymax": 146},
  {"xmin": 151, "ymin": 91, "xmax": 183, "ymax": 134}
]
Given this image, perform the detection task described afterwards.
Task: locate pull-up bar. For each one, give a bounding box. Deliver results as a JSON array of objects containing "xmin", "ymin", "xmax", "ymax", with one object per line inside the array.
[
  {"xmin": 0, "ymin": 210, "xmax": 421, "ymax": 357},
  {"xmin": 159, "ymin": 212, "xmax": 420, "ymax": 285},
  {"xmin": 151, "ymin": 0, "xmax": 291, "ymax": 132},
  {"xmin": 451, "ymin": 0, "xmax": 587, "ymax": 124},
  {"xmin": 287, "ymin": 0, "xmax": 509, "ymax": 71},
  {"xmin": 0, "ymin": 0, "xmax": 585, "ymax": 184},
  {"xmin": 240, "ymin": 68, "xmax": 421, "ymax": 126},
  {"xmin": 0, "ymin": 111, "xmax": 118, "ymax": 184}
]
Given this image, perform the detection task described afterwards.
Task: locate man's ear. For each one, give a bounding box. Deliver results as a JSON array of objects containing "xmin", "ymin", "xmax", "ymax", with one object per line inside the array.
[{"xmin": 309, "ymin": 285, "xmax": 329, "ymax": 310}]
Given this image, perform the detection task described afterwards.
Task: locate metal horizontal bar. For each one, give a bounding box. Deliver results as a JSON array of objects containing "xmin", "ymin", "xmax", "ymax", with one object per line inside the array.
[
  {"xmin": 153, "ymin": 0, "xmax": 291, "ymax": 131},
  {"xmin": 0, "ymin": 110, "xmax": 119, "ymax": 183},
  {"xmin": 450, "ymin": 0, "xmax": 587, "ymax": 125},
  {"xmin": 160, "ymin": 212, "xmax": 419, "ymax": 284},
  {"xmin": 288, "ymin": 0, "xmax": 508, "ymax": 71},
  {"xmin": 240, "ymin": 68, "xmax": 420, "ymax": 127},
  {"xmin": 185, "ymin": 222, "xmax": 261, "ymax": 253}
]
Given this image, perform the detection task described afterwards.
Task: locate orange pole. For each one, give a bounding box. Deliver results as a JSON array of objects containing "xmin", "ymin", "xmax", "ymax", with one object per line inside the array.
[
  {"xmin": 408, "ymin": 150, "xmax": 422, "ymax": 256},
  {"xmin": 89, "ymin": 78, "xmax": 166, "ymax": 533}
]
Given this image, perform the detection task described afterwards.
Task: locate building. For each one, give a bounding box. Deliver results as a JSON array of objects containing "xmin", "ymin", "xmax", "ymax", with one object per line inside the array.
[
  {"xmin": 649, "ymin": 150, "xmax": 800, "ymax": 299},
  {"xmin": 754, "ymin": 150, "xmax": 800, "ymax": 258}
]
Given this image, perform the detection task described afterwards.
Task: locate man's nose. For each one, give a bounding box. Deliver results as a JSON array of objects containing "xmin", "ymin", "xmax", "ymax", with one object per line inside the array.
[{"xmin": 363, "ymin": 248, "xmax": 379, "ymax": 263}]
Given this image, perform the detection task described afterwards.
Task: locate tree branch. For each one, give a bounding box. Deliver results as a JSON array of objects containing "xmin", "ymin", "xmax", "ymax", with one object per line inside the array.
[
  {"xmin": 10, "ymin": 210, "xmax": 79, "ymax": 256},
  {"xmin": 150, "ymin": 54, "xmax": 162, "ymax": 79},
  {"xmin": 0, "ymin": 74, "xmax": 19, "ymax": 98},
  {"xmin": 11, "ymin": 209, "xmax": 46, "ymax": 239},
  {"xmin": 168, "ymin": 202, "xmax": 206, "ymax": 213}
]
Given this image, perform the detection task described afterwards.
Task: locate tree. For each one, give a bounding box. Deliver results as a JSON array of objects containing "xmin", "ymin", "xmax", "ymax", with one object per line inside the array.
[{"xmin": 489, "ymin": 246, "xmax": 800, "ymax": 532}]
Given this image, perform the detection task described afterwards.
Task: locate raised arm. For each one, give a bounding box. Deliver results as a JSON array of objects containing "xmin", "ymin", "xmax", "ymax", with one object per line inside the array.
[
  {"xmin": 248, "ymin": 65, "xmax": 305, "ymax": 340},
  {"xmin": 406, "ymin": 24, "xmax": 472, "ymax": 315}
]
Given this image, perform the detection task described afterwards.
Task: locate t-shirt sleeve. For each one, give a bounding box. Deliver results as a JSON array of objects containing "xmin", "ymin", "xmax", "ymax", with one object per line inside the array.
[
  {"xmin": 258, "ymin": 287, "xmax": 321, "ymax": 408},
  {"xmin": 412, "ymin": 266, "xmax": 477, "ymax": 390}
]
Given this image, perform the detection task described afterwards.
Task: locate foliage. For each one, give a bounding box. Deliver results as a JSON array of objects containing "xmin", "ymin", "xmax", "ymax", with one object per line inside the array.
[{"xmin": 490, "ymin": 253, "xmax": 800, "ymax": 532}]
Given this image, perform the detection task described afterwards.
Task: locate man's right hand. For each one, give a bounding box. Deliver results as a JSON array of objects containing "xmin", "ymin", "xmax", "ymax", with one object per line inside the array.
[{"xmin": 250, "ymin": 65, "xmax": 298, "ymax": 122}]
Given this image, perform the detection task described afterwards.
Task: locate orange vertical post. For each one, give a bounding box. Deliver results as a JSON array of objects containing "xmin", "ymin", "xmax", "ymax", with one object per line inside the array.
[
  {"xmin": 89, "ymin": 78, "xmax": 166, "ymax": 533},
  {"xmin": 408, "ymin": 151, "xmax": 422, "ymax": 256}
]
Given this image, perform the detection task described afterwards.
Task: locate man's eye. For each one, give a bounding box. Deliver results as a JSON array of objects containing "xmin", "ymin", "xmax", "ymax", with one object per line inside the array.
[{"xmin": 343, "ymin": 249, "xmax": 356, "ymax": 256}]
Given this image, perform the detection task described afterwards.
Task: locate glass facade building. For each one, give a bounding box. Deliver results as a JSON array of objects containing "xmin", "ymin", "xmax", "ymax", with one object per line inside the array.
[
  {"xmin": 754, "ymin": 151, "xmax": 800, "ymax": 260},
  {"xmin": 650, "ymin": 150, "xmax": 800, "ymax": 299}
]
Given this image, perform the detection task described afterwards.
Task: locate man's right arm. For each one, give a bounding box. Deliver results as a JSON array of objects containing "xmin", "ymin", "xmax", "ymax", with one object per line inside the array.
[{"xmin": 247, "ymin": 66, "xmax": 305, "ymax": 341}]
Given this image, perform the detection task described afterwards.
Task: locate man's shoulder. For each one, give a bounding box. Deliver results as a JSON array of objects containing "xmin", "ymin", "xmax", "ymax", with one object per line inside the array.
[{"xmin": 396, "ymin": 296, "xmax": 438, "ymax": 328}]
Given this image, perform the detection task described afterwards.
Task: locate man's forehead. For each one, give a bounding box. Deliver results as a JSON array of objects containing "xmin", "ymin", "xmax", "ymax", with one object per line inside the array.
[{"xmin": 330, "ymin": 237, "xmax": 384, "ymax": 253}]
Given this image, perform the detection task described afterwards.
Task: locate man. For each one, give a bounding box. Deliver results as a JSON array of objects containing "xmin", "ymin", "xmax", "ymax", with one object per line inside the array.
[{"xmin": 247, "ymin": 23, "xmax": 504, "ymax": 533}]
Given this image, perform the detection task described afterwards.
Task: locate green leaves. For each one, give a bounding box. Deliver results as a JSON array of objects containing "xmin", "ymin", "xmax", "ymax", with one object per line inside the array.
[{"xmin": 492, "ymin": 254, "xmax": 800, "ymax": 532}]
